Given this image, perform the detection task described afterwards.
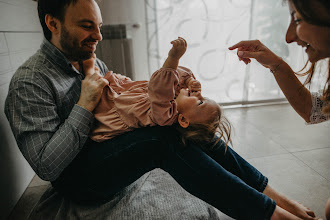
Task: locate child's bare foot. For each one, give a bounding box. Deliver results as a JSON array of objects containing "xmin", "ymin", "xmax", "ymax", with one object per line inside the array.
[
  {"xmin": 264, "ymin": 185, "xmax": 320, "ymax": 219},
  {"xmin": 282, "ymin": 200, "xmax": 320, "ymax": 220},
  {"xmin": 82, "ymin": 53, "xmax": 96, "ymax": 76}
]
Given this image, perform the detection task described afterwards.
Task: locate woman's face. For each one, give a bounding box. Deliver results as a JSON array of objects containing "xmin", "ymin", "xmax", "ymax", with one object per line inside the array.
[{"xmin": 286, "ymin": 1, "xmax": 330, "ymax": 63}]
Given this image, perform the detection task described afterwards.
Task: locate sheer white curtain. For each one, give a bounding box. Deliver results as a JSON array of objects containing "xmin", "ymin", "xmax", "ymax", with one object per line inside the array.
[{"xmin": 145, "ymin": 0, "xmax": 305, "ymax": 105}]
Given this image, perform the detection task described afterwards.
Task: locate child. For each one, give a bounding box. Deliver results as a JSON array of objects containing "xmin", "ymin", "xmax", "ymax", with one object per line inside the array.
[{"xmin": 85, "ymin": 37, "xmax": 231, "ymax": 146}]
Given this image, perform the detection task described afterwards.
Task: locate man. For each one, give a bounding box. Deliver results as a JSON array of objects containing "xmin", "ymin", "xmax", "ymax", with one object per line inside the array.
[{"xmin": 4, "ymin": 0, "xmax": 318, "ymax": 219}]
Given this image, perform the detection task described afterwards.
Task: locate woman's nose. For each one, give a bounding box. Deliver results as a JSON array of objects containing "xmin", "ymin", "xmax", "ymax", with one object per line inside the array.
[{"xmin": 286, "ymin": 20, "xmax": 297, "ymax": 44}]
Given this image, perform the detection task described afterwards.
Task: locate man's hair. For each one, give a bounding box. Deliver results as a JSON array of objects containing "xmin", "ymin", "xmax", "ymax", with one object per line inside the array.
[{"xmin": 37, "ymin": 0, "xmax": 79, "ymax": 41}]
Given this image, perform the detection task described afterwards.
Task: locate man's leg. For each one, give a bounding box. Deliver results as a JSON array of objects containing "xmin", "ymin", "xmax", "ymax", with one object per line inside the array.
[{"xmin": 52, "ymin": 126, "xmax": 275, "ymax": 220}]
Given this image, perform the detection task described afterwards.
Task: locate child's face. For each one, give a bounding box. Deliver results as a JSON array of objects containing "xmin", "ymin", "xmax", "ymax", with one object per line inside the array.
[{"xmin": 176, "ymin": 89, "xmax": 219, "ymax": 124}]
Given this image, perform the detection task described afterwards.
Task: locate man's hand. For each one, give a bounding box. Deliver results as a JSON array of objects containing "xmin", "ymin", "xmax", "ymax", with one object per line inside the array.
[{"xmin": 77, "ymin": 57, "xmax": 109, "ymax": 112}]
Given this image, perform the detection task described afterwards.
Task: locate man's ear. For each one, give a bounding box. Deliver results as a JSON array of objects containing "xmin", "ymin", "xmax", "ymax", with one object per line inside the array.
[
  {"xmin": 45, "ymin": 14, "xmax": 60, "ymax": 34},
  {"xmin": 178, "ymin": 114, "xmax": 190, "ymax": 128}
]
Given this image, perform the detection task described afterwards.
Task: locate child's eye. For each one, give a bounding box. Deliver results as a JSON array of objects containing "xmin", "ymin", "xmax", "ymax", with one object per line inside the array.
[
  {"xmin": 293, "ymin": 19, "xmax": 302, "ymax": 25},
  {"xmin": 188, "ymin": 91, "xmax": 191, "ymax": 96}
]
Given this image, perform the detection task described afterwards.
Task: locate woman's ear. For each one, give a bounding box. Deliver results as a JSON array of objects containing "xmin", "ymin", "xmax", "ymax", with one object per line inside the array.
[
  {"xmin": 178, "ymin": 114, "xmax": 190, "ymax": 128},
  {"xmin": 45, "ymin": 14, "xmax": 60, "ymax": 35}
]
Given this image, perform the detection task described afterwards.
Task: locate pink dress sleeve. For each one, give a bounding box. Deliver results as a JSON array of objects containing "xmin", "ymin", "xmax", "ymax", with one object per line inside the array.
[
  {"xmin": 148, "ymin": 68, "xmax": 179, "ymax": 126},
  {"xmin": 148, "ymin": 67, "xmax": 195, "ymax": 126},
  {"xmin": 176, "ymin": 66, "xmax": 196, "ymax": 90}
]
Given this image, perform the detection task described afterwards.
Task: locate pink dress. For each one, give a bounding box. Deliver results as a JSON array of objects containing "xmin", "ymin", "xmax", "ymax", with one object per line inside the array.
[{"xmin": 90, "ymin": 66, "xmax": 195, "ymax": 142}]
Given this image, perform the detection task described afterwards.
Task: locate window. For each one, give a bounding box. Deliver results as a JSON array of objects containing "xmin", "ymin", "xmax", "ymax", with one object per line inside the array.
[{"xmin": 145, "ymin": 0, "xmax": 305, "ymax": 105}]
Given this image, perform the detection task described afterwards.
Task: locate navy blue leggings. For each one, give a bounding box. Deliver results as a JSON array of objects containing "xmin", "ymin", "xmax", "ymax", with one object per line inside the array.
[{"xmin": 53, "ymin": 126, "xmax": 276, "ymax": 219}]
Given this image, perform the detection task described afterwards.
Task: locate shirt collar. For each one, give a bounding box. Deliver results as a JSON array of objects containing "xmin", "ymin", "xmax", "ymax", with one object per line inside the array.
[{"xmin": 40, "ymin": 38, "xmax": 81, "ymax": 75}]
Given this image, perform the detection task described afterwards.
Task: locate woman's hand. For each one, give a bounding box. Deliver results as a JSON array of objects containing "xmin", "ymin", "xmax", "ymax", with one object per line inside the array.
[{"xmin": 229, "ymin": 40, "xmax": 285, "ymax": 71}]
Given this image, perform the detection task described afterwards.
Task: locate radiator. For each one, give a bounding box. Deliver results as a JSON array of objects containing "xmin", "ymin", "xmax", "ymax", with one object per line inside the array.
[{"xmin": 95, "ymin": 25, "xmax": 135, "ymax": 80}]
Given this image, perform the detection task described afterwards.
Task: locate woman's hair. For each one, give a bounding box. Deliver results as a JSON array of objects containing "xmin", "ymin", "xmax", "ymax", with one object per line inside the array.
[
  {"xmin": 288, "ymin": 0, "xmax": 330, "ymax": 27},
  {"xmin": 284, "ymin": 0, "xmax": 330, "ymax": 114},
  {"xmin": 175, "ymin": 105, "xmax": 232, "ymax": 151},
  {"xmin": 37, "ymin": 0, "xmax": 80, "ymax": 41}
]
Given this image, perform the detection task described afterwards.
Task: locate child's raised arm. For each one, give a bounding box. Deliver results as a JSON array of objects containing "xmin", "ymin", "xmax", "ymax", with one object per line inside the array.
[{"xmin": 162, "ymin": 37, "xmax": 187, "ymax": 69}]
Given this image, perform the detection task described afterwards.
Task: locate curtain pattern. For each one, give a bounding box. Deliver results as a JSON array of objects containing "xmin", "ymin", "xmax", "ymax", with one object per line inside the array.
[{"xmin": 145, "ymin": 0, "xmax": 303, "ymax": 104}]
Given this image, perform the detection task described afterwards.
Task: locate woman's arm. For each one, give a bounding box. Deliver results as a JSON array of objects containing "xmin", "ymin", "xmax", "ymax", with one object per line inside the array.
[
  {"xmin": 271, "ymin": 61, "xmax": 312, "ymax": 122},
  {"xmin": 229, "ymin": 40, "xmax": 312, "ymax": 122}
]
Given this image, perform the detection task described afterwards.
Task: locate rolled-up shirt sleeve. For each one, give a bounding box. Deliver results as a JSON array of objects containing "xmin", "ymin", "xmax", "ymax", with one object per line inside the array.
[{"xmin": 148, "ymin": 67, "xmax": 196, "ymax": 126}]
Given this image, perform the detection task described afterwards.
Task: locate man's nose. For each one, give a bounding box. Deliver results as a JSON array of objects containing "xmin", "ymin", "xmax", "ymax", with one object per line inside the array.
[{"xmin": 92, "ymin": 27, "xmax": 103, "ymax": 41}]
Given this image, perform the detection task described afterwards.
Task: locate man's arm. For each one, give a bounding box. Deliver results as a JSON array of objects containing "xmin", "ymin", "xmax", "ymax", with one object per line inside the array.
[
  {"xmin": 5, "ymin": 59, "xmax": 108, "ymax": 181},
  {"xmin": 5, "ymin": 72, "xmax": 92, "ymax": 181}
]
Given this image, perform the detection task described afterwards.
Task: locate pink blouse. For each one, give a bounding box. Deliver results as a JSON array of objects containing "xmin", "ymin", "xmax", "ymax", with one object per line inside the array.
[{"xmin": 90, "ymin": 66, "xmax": 195, "ymax": 142}]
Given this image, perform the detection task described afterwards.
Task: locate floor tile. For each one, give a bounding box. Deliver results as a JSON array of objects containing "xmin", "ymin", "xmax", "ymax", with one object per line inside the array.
[
  {"xmin": 8, "ymin": 185, "xmax": 50, "ymax": 220},
  {"xmin": 293, "ymin": 148, "xmax": 330, "ymax": 181},
  {"xmin": 28, "ymin": 175, "xmax": 50, "ymax": 187},
  {"xmin": 248, "ymin": 154, "xmax": 330, "ymax": 219},
  {"xmin": 270, "ymin": 126, "xmax": 329, "ymax": 152},
  {"xmin": 228, "ymin": 121, "xmax": 288, "ymax": 159}
]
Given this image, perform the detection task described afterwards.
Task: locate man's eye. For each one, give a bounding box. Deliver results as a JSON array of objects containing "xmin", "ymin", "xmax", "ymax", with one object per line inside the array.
[
  {"xmin": 199, "ymin": 100, "xmax": 203, "ymax": 105},
  {"xmin": 82, "ymin": 25, "xmax": 92, "ymax": 29},
  {"xmin": 188, "ymin": 91, "xmax": 190, "ymax": 96}
]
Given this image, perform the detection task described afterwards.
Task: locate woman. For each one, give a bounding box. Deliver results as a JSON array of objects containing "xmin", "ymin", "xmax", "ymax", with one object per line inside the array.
[
  {"xmin": 230, "ymin": 0, "xmax": 329, "ymax": 219},
  {"xmin": 229, "ymin": 0, "xmax": 330, "ymax": 124}
]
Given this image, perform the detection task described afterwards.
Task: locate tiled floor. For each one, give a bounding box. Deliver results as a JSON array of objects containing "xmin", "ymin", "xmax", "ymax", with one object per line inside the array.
[{"xmin": 8, "ymin": 104, "xmax": 330, "ymax": 220}]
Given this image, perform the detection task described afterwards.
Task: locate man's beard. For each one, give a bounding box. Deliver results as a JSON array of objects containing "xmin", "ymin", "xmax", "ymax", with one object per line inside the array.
[{"xmin": 59, "ymin": 25, "xmax": 95, "ymax": 61}]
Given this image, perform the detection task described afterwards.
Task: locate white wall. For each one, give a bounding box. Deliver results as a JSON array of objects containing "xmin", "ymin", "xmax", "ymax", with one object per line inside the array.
[
  {"xmin": 99, "ymin": 0, "xmax": 150, "ymax": 80},
  {"xmin": 0, "ymin": 0, "xmax": 42, "ymax": 219}
]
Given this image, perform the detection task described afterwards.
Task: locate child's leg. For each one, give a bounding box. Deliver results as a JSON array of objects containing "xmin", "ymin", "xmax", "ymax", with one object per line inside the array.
[
  {"xmin": 202, "ymin": 139, "xmax": 318, "ymax": 220},
  {"xmin": 201, "ymin": 139, "xmax": 268, "ymax": 193},
  {"xmin": 52, "ymin": 126, "xmax": 276, "ymax": 219},
  {"xmin": 264, "ymin": 185, "xmax": 317, "ymax": 220}
]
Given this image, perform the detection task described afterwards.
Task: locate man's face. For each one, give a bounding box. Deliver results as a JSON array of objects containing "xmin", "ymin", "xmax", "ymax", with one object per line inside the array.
[{"xmin": 57, "ymin": 0, "xmax": 103, "ymax": 61}]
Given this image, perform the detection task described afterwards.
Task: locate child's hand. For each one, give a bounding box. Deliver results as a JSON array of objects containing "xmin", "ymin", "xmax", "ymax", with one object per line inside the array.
[
  {"xmin": 188, "ymin": 79, "xmax": 201, "ymax": 92},
  {"xmin": 168, "ymin": 37, "xmax": 187, "ymax": 60},
  {"xmin": 82, "ymin": 53, "xmax": 97, "ymax": 76}
]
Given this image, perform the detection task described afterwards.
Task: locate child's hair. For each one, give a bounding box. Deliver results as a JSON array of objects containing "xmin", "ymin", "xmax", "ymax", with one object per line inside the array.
[{"xmin": 175, "ymin": 104, "xmax": 232, "ymax": 151}]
